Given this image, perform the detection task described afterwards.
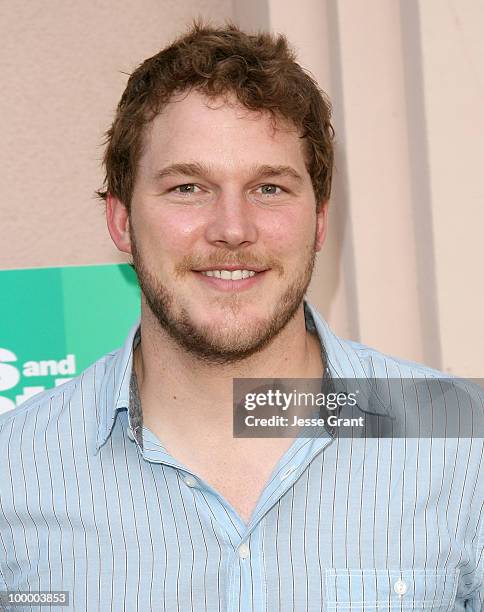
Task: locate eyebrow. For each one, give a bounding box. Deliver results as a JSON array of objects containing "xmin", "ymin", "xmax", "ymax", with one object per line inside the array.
[{"xmin": 154, "ymin": 162, "xmax": 304, "ymax": 183}]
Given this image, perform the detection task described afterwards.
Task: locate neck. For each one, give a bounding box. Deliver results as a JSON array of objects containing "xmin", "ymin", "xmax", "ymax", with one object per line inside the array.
[{"xmin": 133, "ymin": 301, "xmax": 324, "ymax": 437}]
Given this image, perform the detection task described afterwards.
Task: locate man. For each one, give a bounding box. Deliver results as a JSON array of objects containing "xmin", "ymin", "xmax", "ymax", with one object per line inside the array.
[{"xmin": 0, "ymin": 22, "xmax": 482, "ymax": 611}]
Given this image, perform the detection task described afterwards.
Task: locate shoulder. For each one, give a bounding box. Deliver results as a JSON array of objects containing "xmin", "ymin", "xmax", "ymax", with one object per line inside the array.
[
  {"xmin": 307, "ymin": 302, "xmax": 449, "ymax": 380},
  {"xmin": 339, "ymin": 337, "xmax": 483, "ymax": 439},
  {"xmin": 0, "ymin": 349, "xmax": 117, "ymax": 442},
  {"xmin": 343, "ymin": 338, "xmax": 448, "ymax": 378}
]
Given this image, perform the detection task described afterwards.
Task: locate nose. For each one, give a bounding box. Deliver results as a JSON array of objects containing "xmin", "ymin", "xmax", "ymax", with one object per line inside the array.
[{"xmin": 204, "ymin": 191, "xmax": 258, "ymax": 248}]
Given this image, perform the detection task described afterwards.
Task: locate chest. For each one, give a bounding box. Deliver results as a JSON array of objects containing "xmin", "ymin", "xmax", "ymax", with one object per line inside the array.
[
  {"xmin": 3, "ymin": 436, "xmax": 478, "ymax": 612},
  {"xmin": 194, "ymin": 460, "xmax": 275, "ymax": 524},
  {"xmin": 155, "ymin": 432, "xmax": 298, "ymax": 524}
]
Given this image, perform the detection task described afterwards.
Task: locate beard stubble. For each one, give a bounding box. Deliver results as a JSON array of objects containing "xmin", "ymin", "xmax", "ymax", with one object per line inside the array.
[{"xmin": 130, "ymin": 225, "xmax": 317, "ymax": 365}]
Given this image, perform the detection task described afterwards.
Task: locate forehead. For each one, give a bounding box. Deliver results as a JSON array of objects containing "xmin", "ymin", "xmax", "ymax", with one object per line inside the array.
[{"xmin": 139, "ymin": 90, "xmax": 309, "ymax": 176}]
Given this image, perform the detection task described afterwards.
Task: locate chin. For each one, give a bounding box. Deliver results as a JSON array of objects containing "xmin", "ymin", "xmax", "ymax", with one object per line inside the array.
[
  {"xmin": 189, "ymin": 305, "xmax": 274, "ymax": 346},
  {"xmin": 198, "ymin": 325, "xmax": 270, "ymax": 356},
  {"xmin": 192, "ymin": 293, "xmax": 265, "ymax": 317}
]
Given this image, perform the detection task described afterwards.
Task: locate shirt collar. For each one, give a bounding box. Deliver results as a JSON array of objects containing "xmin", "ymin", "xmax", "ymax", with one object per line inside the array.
[
  {"xmin": 305, "ymin": 302, "xmax": 371, "ymax": 379},
  {"xmin": 95, "ymin": 317, "xmax": 141, "ymax": 453},
  {"xmin": 95, "ymin": 299, "xmax": 378, "ymax": 453}
]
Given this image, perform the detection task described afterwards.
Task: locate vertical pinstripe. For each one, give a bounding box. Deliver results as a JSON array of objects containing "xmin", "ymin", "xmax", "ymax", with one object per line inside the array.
[{"xmin": 0, "ymin": 300, "xmax": 482, "ymax": 611}]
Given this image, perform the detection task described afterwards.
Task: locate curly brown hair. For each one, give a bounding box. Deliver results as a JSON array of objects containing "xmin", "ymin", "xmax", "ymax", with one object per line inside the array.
[{"xmin": 96, "ymin": 20, "xmax": 334, "ymax": 212}]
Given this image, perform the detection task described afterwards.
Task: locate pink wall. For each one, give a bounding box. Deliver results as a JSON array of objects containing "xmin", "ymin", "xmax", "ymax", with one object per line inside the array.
[
  {"xmin": 1, "ymin": 0, "xmax": 482, "ymax": 376},
  {"xmin": 0, "ymin": 0, "xmax": 233, "ymax": 268},
  {"xmin": 263, "ymin": 0, "xmax": 483, "ymax": 377}
]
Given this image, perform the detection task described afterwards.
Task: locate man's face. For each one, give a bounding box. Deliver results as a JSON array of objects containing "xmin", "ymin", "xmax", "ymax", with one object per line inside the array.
[{"xmin": 122, "ymin": 90, "xmax": 327, "ymax": 364}]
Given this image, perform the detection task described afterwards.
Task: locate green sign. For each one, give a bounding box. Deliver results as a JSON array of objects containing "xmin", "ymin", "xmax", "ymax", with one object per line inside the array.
[{"xmin": 0, "ymin": 264, "xmax": 140, "ymax": 415}]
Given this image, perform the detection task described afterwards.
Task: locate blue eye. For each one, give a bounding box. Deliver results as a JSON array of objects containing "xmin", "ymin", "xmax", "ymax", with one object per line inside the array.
[
  {"xmin": 173, "ymin": 184, "xmax": 200, "ymax": 194},
  {"xmin": 258, "ymin": 184, "xmax": 283, "ymax": 195}
]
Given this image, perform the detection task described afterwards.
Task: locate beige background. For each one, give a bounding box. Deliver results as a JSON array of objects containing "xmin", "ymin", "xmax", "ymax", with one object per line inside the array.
[{"xmin": 1, "ymin": 0, "xmax": 482, "ymax": 377}]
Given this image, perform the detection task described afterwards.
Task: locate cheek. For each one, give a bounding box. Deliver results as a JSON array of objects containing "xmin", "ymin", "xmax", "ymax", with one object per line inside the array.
[
  {"xmin": 142, "ymin": 207, "xmax": 204, "ymax": 257},
  {"xmin": 260, "ymin": 210, "xmax": 316, "ymax": 256},
  {"xmin": 163, "ymin": 213, "xmax": 201, "ymax": 244}
]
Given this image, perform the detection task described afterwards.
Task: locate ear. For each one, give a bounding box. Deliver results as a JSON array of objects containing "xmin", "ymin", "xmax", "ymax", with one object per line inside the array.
[
  {"xmin": 106, "ymin": 193, "xmax": 132, "ymax": 255},
  {"xmin": 314, "ymin": 200, "xmax": 329, "ymax": 252}
]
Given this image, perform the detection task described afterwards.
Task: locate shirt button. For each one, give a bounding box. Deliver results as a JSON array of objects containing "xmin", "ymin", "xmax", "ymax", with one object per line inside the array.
[
  {"xmin": 126, "ymin": 427, "xmax": 135, "ymax": 441},
  {"xmin": 394, "ymin": 579, "xmax": 407, "ymax": 596},
  {"xmin": 184, "ymin": 475, "xmax": 198, "ymax": 488},
  {"xmin": 280, "ymin": 465, "xmax": 296, "ymax": 480},
  {"xmin": 238, "ymin": 543, "xmax": 250, "ymax": 560}
]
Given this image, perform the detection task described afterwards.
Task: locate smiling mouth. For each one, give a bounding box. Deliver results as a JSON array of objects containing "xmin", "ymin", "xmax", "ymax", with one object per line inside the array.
[
  {"xmin": 198, "ymin": 269, "xmax": 257, "ymax": 280},
  {"xmin": 192, "ymin": 268, "xmax": 268, "ymax": 290}
]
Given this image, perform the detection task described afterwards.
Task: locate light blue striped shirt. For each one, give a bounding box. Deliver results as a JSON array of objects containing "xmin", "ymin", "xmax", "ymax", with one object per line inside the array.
[{"xmin": 0, "ymin": 301, "xmax": 482, "ymax": 611}]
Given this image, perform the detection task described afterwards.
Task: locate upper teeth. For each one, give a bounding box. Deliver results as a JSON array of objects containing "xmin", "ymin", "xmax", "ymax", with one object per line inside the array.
[{"xmin": 201, "ymin": 269, "xmax": 257, "ymax": 280}]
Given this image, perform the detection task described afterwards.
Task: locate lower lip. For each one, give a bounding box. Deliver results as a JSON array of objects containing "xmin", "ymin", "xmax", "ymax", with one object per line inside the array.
[{"xmin": 193, "ymin": 271, "xmax": 267, "ymax": 291}]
